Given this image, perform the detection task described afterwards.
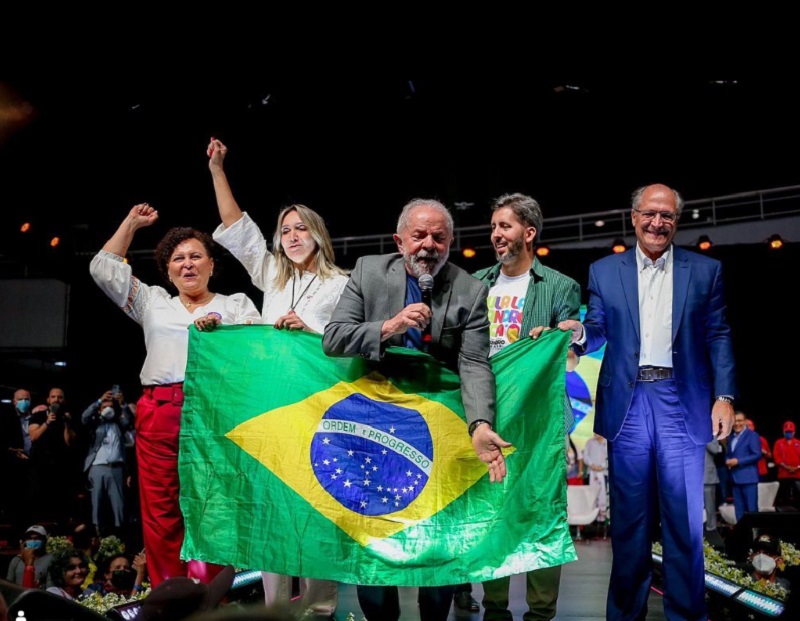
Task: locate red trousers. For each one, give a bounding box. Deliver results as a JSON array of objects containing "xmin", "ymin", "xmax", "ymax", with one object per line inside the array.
[{"xmin": 136, "ymin": 384, "xmax": 223, "ymax": 586}]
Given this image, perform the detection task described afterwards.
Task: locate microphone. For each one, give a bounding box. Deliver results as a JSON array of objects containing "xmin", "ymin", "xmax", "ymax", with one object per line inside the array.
[{"xmin": 419, "ymin": 273, "xmax": 434, "ymax": 352}]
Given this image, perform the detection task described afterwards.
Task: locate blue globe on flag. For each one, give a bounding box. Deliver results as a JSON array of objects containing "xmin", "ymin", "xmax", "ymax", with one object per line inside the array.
[{"xmin": 311, "ymin": 394, "xmax": 433, "ymax": 516}]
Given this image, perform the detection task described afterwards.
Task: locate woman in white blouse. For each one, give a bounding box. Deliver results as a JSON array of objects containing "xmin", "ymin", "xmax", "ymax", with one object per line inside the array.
[
  {"xmin": 90, "ymin": 203, "xmax": 260, "ymax": 587},
  {"xmin": 207, "ymin": 138, "xmax": 348, "ymax": 617}
]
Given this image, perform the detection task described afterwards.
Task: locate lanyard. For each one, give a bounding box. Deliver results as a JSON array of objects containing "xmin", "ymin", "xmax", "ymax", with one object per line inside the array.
[{"xmin": 290, "ymin": 274, "xmax": 318, "ymax": 311}]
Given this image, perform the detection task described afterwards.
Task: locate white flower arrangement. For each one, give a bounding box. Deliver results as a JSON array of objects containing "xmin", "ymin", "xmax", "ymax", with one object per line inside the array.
[
  {"xmin": 45, "ymin": 536, "xmax": 72, "ymax": 555},
  {"xmin": 78, "ymin": 587, "xmax": 150, "ymax": 615},
  {"xmin": 96, "ymin": 535, "xmax": 126, "ymax": 561}
]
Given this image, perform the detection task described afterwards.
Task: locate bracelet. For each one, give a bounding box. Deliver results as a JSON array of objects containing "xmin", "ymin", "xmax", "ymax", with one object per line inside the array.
[
  {"xmin": 468, "ymin": 420, "xmax": 492, "ymax": 437},
  {"xmin": 716, "ymin": 396, "xmax": 734, "ymax": 405}
]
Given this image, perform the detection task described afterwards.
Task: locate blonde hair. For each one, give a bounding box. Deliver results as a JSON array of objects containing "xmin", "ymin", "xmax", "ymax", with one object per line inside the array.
[{"xmin": 271, "ymin": 204, "xmax": 347, "ymax": 289}]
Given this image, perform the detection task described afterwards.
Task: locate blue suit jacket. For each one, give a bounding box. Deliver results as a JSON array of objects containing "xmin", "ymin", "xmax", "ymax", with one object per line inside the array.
[
  {"xmin": 727, "ymin": 428, "xmax": 761, "ymax": 484},
  {"xmin": 579, "ymin": 246, "xmax": 737, "ymax": 444}
]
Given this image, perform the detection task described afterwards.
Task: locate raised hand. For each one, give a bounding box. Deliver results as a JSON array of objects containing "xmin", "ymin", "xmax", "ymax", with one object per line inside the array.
[
  {"xmin": 127, "ymin": 203, "xmax": 159, "ymax": 230},
  {"xmin": 207, "ymin": 137, "xmax": 228, "ymax": 171}
]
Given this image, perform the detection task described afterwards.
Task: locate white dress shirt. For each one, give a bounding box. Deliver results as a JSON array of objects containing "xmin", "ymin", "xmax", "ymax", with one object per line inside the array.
[{"xmin": 635, "ymin": 244, "xmax": 674, "ymax": 368}]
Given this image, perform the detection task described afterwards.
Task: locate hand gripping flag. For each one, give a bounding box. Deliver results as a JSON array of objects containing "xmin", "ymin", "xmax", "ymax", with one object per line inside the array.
[{"xmin": 179, "ymin": 325, "xmax": 576, "ymax": 586}]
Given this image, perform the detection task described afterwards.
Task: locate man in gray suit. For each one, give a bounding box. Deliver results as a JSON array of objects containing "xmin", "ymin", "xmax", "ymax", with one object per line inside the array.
[{"xmin": 323, "ymin": 197, "xmax": 511, "ymax": 621}]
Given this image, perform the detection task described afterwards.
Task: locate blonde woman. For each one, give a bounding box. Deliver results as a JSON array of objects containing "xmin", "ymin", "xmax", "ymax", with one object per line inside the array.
[{"xmin": 207, "ymin": 138, "xmax": 348, "ymax": 617}]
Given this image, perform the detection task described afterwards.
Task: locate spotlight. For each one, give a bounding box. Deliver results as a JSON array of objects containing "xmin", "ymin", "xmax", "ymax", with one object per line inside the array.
[
  {"xmin": 462, "ymin": 247, "xmax": 476, "ymax": 259},
  {"xmin": 767, "ymin": 234, "xmax": 784, "ymax": 250},
  {"xmin": 697, "ymin": 235, "xmax": 712, "ymax": 251},
  {"xmin": 594, "ymin": 220, "xmax": 606, "ymax": 228},
  {"xmin": 536, "ymin": 246, "xmax": 550, "ymax": 257},
  {"xmin": 50, "ymin": 236, "xmax": 60, "ymax": 248},
  {"xmin": 611, "ymin": 239, "xmax": 627, "ymax": 254},
  {"xmin": 21, "ymin": 222, "xmax": 31, "ymax": 232}
]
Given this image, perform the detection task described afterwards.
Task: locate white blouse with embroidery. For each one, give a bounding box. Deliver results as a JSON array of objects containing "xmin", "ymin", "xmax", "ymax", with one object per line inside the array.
[
  {"xmin": 90, "ymin": 250, "xmax": 260, "ymax": 385},
  {"xmin": 212, "ymin": 212, "xmax": 349, "ymax": 333}
]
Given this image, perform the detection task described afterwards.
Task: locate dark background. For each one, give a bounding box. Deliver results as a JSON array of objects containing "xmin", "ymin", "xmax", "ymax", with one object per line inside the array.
[{"xmin": 1, "ymin": 75, "xmax": 797, "ymax": 445}]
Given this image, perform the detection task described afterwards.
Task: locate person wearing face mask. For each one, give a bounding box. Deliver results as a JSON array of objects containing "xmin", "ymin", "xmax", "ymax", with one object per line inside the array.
[
  {"xmin": 90, "ymin": 204, "xmax": 261, "ymax": 587},
  {"xmin": 87, "ymin": 553, "xmax": 145, "ymax": 596},
  {"xmin": 81, "ymin": 389, "xmax": 135, "ymax": 538},
  {"xmin": 748, "ymin": 533, "xmax": 790, "ymax": 590},
  {"xmin": 0, "ymin": 388, "xmax": 35, "ymax": 540},
  {"xmin": 206, "ymin": 138, "xmax": 349, "ymax": 618},
  {"xmin": 5, "ymin": 524, "xmax": 53, "ymax": 588},
  {"xmin": 773, "ymin": 420, "xmax": 800, "ymax": 507},
  {"xmin": 27, "ymin": 387, "xmax": 77, "ymax": 528}
]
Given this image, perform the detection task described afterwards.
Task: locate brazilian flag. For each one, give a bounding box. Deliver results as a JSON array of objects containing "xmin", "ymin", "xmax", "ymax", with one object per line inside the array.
[{"xmin": 179, "ymin": 325, "xmax": 576, "ymax": 586}]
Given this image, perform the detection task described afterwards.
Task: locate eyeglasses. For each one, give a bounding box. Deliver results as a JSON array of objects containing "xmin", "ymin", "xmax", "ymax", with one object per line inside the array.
[
  {"xmin": 67, "ymin": 563, "xmax": 88, "ymax": 570},
  {"xmin": 633, "ymin": 208, "xmax": 678, "ymax": 223}
]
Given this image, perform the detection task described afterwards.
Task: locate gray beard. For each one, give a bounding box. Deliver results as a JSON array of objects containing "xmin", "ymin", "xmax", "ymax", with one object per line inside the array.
[{"xmin": 404, "ymin": 248, "xmax": 449, "ymax": 278}]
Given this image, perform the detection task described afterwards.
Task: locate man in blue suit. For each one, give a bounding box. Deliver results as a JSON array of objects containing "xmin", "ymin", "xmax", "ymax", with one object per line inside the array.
[
  {"xmin": 726, "ymin": 411, "xmax": 761, "ymax": 521},
  {"xmin": 559, "ymin": 183, "xmax": 736, "ymax": 621}
]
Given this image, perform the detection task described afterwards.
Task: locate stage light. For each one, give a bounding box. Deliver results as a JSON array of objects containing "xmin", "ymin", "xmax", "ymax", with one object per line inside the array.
[
  {"xmin": 767, "ymin": 234, "xmax": 784, "ymax": 250},
  {"xmin": 50, "ymin": 236, "xmax": 60, "ymax": 248},
  {"xmin": 594, "ymin": 220, "xmax": 605, "ymax": 228},
  {"xmin": 462, "ymin": 247, "xmax": 476, "ymax": 259},
  {"xmin": 697, "ymin": 235, "xmax": 712, "ymax": 251},
  {"xmin": 21, "ymin": 222, "xmax": 31, "ymax": 232},
  {"xmin": 536, "ymin": 246, "xmax": 550, "ymax": 257},
  {"xmin": 611, "ymin": 239, "xmax": 627, "ymax": 254}
]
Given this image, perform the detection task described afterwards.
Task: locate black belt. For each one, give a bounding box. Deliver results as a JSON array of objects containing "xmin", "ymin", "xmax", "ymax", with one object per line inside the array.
[
  {"xmin": 95, "ymin": 462, "xmax": 124, "ymax": 468},
  {"xmin": 637, "ymin": 366, "xmax": 674, "ymax": 381}
]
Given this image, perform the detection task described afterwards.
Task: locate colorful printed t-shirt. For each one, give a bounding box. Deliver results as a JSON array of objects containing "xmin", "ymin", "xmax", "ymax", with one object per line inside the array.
[{"xmin": 487, "ymin": 271, "xmax": 530, "ymax": 357}]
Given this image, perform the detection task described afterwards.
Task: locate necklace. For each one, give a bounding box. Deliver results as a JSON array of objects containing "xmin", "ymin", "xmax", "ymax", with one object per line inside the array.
[
  {"xmin": 290, "ymin": 274, "xmax": 318, "ymax": 311},
  {"xmin": 180, "ymin": 293, "xmax": 214, "ymax": 309}
]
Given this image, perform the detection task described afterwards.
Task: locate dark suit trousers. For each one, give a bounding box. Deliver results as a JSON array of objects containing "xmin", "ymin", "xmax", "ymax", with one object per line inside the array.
[
  {"xmin": 732, "ymin": 482, "xmax": 758, "ymax": 522},
  {"xmin": 357, "ymin": 584, "xmax": 455, "ymax": 621},
  {"xmin": 607, "ymin": 380, "xmax": 706, "ymax": 621}
]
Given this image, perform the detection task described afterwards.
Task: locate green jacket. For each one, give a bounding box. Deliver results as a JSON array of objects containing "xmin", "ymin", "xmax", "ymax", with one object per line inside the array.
[
  {"xmin": 473, "ymin": 257, "xmax": 582, "ymax": 430},
  {"xmin": 473, "ymin": 257, "xmax": 582, "ymax": 332}
]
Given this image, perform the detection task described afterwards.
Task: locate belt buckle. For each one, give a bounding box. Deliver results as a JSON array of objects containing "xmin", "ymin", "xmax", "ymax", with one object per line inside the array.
[{"xmin": 638, "ymin": 367, "xmax": 657, "ymax": 382}]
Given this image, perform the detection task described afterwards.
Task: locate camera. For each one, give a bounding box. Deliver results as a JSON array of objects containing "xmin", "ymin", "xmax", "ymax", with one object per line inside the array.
[{"xmin": 112, "ymin": 384, "xmax": 121, "ymax": 398}]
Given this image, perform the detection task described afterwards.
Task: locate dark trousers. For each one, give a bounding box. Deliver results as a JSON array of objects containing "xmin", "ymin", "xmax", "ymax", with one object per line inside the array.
[
  {"xmin": 482, "ymin": 566, "xmax": 562, "ymax": 621},
  {"xmin": 357, "ymin": 585, "xmax": 455, "ymax": 621},
  {"xmin": 732, "ymin": 482, "xmax": 758, "ymax": 522}
]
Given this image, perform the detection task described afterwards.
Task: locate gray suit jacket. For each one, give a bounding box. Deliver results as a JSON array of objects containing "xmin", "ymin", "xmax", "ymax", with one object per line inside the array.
[
  {"xmin": 322, "ymin": 254, "xmax": 495, "ymax": 426},
  {"xmin": 704, "ymin": 439, "xmax": 721, "ymax": 485}
]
